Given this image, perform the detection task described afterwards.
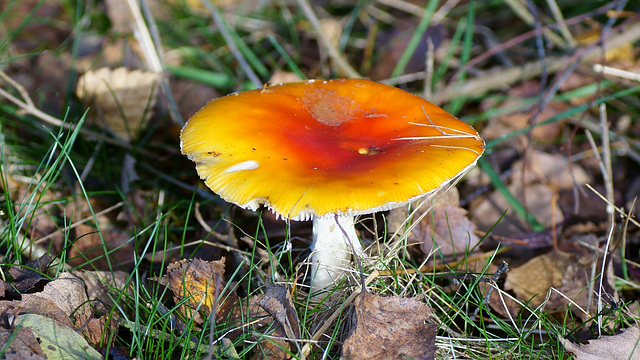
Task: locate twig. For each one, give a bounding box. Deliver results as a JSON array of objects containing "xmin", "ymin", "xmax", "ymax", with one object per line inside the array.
[
  {"xmin": 593, "ymin": 63, "xmax": 640, "ymax": 82},
  {"xmin": 473, "ymin": 261, "xmax": 509, "ymax": 318},
  {"xmin": 0, "ymin": 71, "xmax": 66, "ymax": 128},
  {"xmin": 585, "ymin": 103, "xmax": 616, "ymax": 333},
  {"xmin": 294, "ymin": 0, "xmax": 361, "ymax": 78}
]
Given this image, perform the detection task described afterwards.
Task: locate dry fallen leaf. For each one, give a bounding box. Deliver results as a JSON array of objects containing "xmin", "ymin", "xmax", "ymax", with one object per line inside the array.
[
  {"xmin": 16, "ymin": 313, "xmax": 103, "ymax": 360},
  {"xmin": 81, "ymin": 315, "xmax": 119, "ymax": 347},
  {"xmin": 250, "ymin": 323, "xmax": 289, "ymax": 360},
  {"xmin": 269, "ymin": 69, "xmax": 303, "ymax": 85},
  {"xmin": 76, "ymin": 67, "xmax": 161, "ymax": 141},
  {"xmin": 573, "ymin": 20, "xmax": 635, "ymax": 63},
  {"xmin": 0, "ymin": 297, "xmax": 74, "ymax": 331},
  {"xmin": 154, "ymin": 257, "xmax": 237, "ymax": 326},
  {"xmin": 481, "ymin": 81, "xmax": 569, "ymax": 143},
  {"xmin": 0, "ymin": 325, "xmax": 47, "ymax": 360},
  {"xmin": 504, "ymin": 249, "xmax": 591, "ymax": 312},
  {"xmin": 22, "ymin": 272, "xmax": 92, "ymax": 323},
  {"xmin": 104, "ymin": 0, "xmax": 133, "ymax": 33},
  {"xmin": 342, "ymin": 290, "xmax": 437, "ymax": 360},
  {"xmin": 5, "ymin": 254, "xmax": 52, "ymax": 297},
  {"xmin": 471, "ymin": 150, "xmax": 591, "ymax": 236},
  {"xmin": 419, "ymin": 205, "xmax": 480, "ymax": 257},
  {"xmin": 396, "ymin": 187, "xmax": 480, "ymax": 258},
  {"xmin": 257, "ymin": 283, "xmax": 301, "ymax": 341},
  {"xmin": 560, "ymin": 326, "xmax": 640, "ymax": 360},
  {"xmin": 249, "ymin": 283, "xmax": 301, "ymax": 360}
]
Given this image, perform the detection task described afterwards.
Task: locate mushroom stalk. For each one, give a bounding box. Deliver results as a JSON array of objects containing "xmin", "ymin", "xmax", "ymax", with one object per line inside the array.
[{"xmin": 310, "ymin": 215, "xmax": 363, "ymax": 292}]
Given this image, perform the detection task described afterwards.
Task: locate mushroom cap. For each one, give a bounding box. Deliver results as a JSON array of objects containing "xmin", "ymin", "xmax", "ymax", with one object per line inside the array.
[{"xmin": 181, "ymin": 79, "xmax": 484, "ymax": 221}]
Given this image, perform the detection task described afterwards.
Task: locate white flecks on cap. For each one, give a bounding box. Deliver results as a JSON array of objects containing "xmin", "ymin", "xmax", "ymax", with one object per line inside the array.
[{"xmin": 224, "ymin": 160, "xmax": 259, "ymax": 173}]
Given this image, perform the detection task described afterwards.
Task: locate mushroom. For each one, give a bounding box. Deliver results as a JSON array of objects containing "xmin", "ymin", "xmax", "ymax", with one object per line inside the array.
[{"xmin": 180, "ymin": 79, "xmax": 484, "ymax": 293}]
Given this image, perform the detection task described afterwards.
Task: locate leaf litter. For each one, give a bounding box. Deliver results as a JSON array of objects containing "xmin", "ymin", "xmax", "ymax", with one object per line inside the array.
[
  {"xmin": 0, "ymin": 262, "xmax": 120, "ymax": 359},
  {"xmin": 342, "ymin": 290, "xmax": 437, "ymax": 360}
]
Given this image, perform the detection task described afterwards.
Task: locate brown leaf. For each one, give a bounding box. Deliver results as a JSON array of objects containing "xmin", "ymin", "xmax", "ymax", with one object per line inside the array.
[
  {"xmin": 269, "ymin": 70, "xmax": 303, "ymax": 85},
  {"xmin": 240, "ymin": 284, "xmax": 298, "ymax": 359},
  {"xmin": 0, "ymin": 326, "xmax": 47, "ymax": 360},
  {"xmin": 104, "ymin": 0, "xmax": 133, "ymax": 33},
  {"xmin": 154, "ymin": 258, "xmax": 237, "ymax": 326},
  {"xmin": 250, "ymin": 324, "xmax": 290, "ymax": 360},
  {"xmin": 76, "ymin": 67, "xmax": 161, "ymax": 141},
  {"xmin": 471, "ymin": 151, "xmax": 590, "ymax": 235},
  {"xmin": 5, "ymin": 254, "xmax": 52, "ymax": 297},
  {"xmin": 257, "ymin": 283, "xmax": 301, "ymax": 341},
  {"xmin": 481, "ymin": 81, "xmax": 569, "ymax": 142},
  {"xmin": 399, "ymin": 187, "xmax": 480, "ymax": 258},
  {"xmin": 0, "ymin": 297, "xmax": 74, "ymax": 329},
  {"xmin": 22, "ymin": 272, "xmax": 92, "ymax": 324},
  {"xmin": 342, "ymin": 291, "xmax": 437, "ymax": 360},
  {"xmin": 81, "ymin": 316, "xmax": 119, "ymax": 347},
  {"xmin": 419, "ymin": 205, "xmax": 480, "ymax": 256},
  {"xmin": 560, "ymin": 327, "xmax": 640, "ymax": 360},
  {"xmin": 169, "ymin": 79, "xmax": 219, "ymax": 128},
  {"xmin": 504, "ymin": 250, "xmax": 591, "ymax": 311}
]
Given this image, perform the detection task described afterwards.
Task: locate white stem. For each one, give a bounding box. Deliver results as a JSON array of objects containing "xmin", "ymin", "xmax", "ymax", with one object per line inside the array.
[{"xmin": 310, "ymin": 215, "xmax": 363, "ymax": 292}]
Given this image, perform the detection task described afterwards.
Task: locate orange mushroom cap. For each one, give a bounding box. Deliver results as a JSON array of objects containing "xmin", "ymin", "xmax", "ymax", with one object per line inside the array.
[{"xmin": 180, "ymin": 79, "xmax": 484, "ymax": 221}]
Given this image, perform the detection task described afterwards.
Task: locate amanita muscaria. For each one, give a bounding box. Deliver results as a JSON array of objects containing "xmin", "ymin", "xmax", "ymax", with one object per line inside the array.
[{"xmin": 180, "ymin": 79, "xmax": 484, "ymax": 293}]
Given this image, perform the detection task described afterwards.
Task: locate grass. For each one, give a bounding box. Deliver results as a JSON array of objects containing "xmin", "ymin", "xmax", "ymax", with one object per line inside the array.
[{"xmin": 1, "ymin": 0, "xmax": 640, "ymax": 358}]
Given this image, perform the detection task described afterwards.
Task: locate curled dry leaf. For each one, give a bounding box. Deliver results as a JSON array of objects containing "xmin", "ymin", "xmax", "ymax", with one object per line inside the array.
[
  {"xmin": 257, "ymin": 283, "xmax": 301, "ymax": 341},
  {"xmin": 0, "ymin": 296, "xmax": 74, "ymax": 330},
  {"xmin": 0, "ymin": 271, "xmax": 118, "ymax": 348},
  {"xmin": 154, "ymin": 257, "xmax": 237, "ymax": 326},
  {"xmin": 395, "ymin": 187, "xmax": 480, "ymax": 258},
  {"xmin": 504, "ymin": 249, "xmax": 591, "ymax": 313},
  {"xmin": 560, "ymin": 326, "xmax": 640, "ymax": 360},
  {"xmin": 5, "ymin": 254, "xmax": 52, "ymax": 297},
  {"xmin": 76, "ymin": 67, "xmax": 161, "ymax": 141},
  {"xmin": 250, "ymin": 283, "xmax": 301, "ymax": 360},
  {"xmin": 342, "ymin": 290, "xmax": 437, "ymax": 360},
  {"xmin": 419, "ymin": 205, "xmax": 480, "ymax": 257},
  {"xmin": 21, "ymin": 272, "xmax": 92, "ymax": 324}
]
